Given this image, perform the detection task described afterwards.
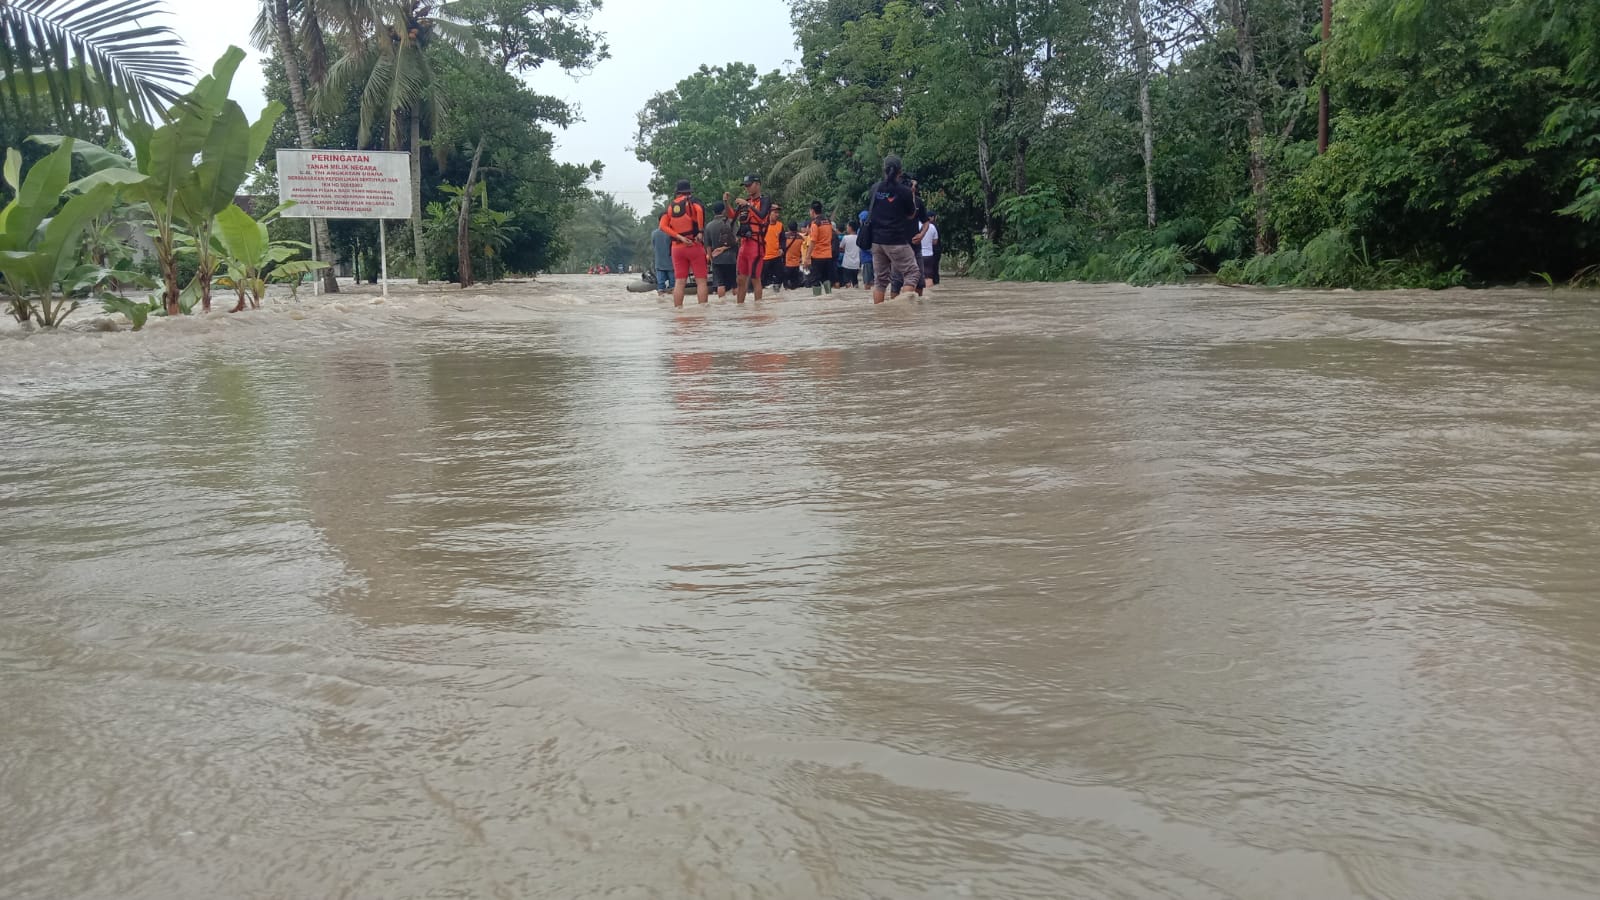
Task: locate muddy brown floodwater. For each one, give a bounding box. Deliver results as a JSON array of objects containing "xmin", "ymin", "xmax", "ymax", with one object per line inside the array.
[{"xmin": 2, "ymin": 276, "xmax": 1599, "ymax": 899}]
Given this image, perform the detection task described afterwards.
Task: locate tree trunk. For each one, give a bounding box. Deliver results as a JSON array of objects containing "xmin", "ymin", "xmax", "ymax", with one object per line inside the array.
[
  {"xmin": 1318, "ymin": 0, "xmax": 1332, "ymax": 154},
  {"xmin": 977, "ymin": 118, "xmax": 998, "ymax": 243},
  {"xmin": 457, "ymin": 136, "xmax": 485, "ymax": 287},
  {"xmin": 270, "ymin": 0, "xmax": 338, "ymax": 294},
  {"xmin": 1129, "ymin": 0, "xmax": 1158, "ymax": 228},
  {"xmin": 409, "ymin": 114, "xmax": 428, "ymax": 284},
  {"xmin": 159, "ymin": 233, "xmax": 181, "ymax": 317},
  {"xmin": 199, "ymin": 253, "xmax": 213, "ymax": 313},
  {"xmin": 1224, "ymin": 0, "xmax": 1274, "ymax": 253}
]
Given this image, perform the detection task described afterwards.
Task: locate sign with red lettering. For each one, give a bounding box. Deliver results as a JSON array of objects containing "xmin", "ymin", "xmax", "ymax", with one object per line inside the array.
[{"xmin": 276, "ymin": 149, "xmax": 412, "ymax": 219}]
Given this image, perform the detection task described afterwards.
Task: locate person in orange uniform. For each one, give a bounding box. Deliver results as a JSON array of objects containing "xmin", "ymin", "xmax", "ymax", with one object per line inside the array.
[
  {"xmin": 783, "ymin": 220, "xmax": 806, "ymax": 291},
  {"xmin": 658, "ymin": 179, "xmax": 709, "ymax": 307},
  {"xmin": 728, "ymin": 174, "xmax": 775, "ymax": 304},
  {"xmin": 807, "ymin": 201, "xmax": 835, "ymax": 296},
  {"xmin": 762, "ymin": 202, "xmax": 786, "ymax": 294}
]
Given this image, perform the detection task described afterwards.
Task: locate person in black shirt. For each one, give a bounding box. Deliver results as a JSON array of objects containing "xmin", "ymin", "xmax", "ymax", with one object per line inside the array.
[
  {"xmin": 867, "ymin": 155, "xmax": 923, "ymax": 303},
  {"xmin": 890, "ymin": 180, "xmax": 929, "ymax": 297}
]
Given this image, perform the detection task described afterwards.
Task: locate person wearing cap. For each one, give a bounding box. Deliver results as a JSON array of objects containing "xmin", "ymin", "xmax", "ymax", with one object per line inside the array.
[
  {"xmin": 658, "ymin": 179, "xmax": 709, "ymax": 307},
  {"xmin": 762, "ymin": 201, "xmax": 787, "ymax": 294},
  {"xmin": 807, "ymin": 201, "xmax": 836, "ymax": 296},
  {"xmin": 726, "ymin": 174, "xmax": 775, "ymax": 303},
  {"xmin": 867, "ymin": 155, "xmax": 922, "ymax": 303},
  {"xmin": 783, "ymin": 220, "xmax": 806, "ymax": 291}
]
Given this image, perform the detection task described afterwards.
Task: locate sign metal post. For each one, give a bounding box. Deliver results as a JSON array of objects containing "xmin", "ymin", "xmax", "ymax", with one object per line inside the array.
[{"xmin": 379, "ymin": 219, "xmax": 389, "ymax": 298}]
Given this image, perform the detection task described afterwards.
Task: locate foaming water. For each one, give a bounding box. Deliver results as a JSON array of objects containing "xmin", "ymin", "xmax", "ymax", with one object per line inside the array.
[{"xmin": 3, "ymin": 276, "xmax": 1599, "ymax": 899}]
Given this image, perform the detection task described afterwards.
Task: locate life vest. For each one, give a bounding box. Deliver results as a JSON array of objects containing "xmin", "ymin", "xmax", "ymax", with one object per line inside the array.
[
  {"xmin": 660, "ymin": 193, "xmax": 704, "ymax": 239},
  {"xmin": 738, "ymin": 195, "xmax": 772, "ymax": 241},
  {"xmin": 810, "ymin": 216, "xmax": 834, "ymax": 258}
]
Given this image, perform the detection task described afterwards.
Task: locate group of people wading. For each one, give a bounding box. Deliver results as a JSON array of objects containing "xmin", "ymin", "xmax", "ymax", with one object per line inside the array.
[{"xmin": 653, "ymin": 155, "xmax": 940, "ymax": 308}]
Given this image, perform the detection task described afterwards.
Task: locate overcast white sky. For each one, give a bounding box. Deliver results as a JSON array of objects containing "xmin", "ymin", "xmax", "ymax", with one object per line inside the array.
[{"xmin": 164, "ymin": 0, "xmax": 797, "ymax": 211}]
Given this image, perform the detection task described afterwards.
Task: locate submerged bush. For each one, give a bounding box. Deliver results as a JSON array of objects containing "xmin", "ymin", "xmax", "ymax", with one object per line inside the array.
[{"xmin": 1219, "ymin": 229, "xmax": 1469, "ymax": 290}]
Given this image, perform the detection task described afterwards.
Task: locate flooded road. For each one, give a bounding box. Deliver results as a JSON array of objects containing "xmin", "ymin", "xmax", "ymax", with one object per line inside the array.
[{"xmin": 3, "ymin": 276, "xmax": 1599, "ymax": 899}]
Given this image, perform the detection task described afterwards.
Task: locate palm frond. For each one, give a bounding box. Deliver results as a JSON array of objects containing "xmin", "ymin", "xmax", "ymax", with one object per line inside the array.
[{"xmin": 0, "ymin": 0, "xmax": 192, "ymax": 126}]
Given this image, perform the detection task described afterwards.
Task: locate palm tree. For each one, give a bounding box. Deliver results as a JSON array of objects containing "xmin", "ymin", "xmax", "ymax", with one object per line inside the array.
[
  {"xmin": 317, "ymin": 1, "xmax": 470, "ymax": 284},
  {"xmin": 767, "ymin": 145, "xmax": 828, "ymax": 208},
  {"xmin": 0, "ymin": 0, "xmax": 191, "ymax": 130},
  {"xmin": 254, "ymin": 0, "xmax": 340, "ymax": 292}
]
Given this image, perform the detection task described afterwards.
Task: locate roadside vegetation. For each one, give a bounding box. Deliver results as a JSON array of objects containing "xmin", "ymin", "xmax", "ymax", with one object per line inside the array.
[
  {"xmin": 634, "ymin": 0, "xmax": 1599, "ymax": 289},
  {"xmin": 0, "ymin": 0, "xmax": 608, "ymax": 332}
]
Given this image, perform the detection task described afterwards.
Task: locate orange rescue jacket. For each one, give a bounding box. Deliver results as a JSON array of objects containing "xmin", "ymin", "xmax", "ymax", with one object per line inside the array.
[
  {"xmin": 659, "ymin": 192, "xmax": 705, "ymax": 240},
  {"xmin": 809, "ymin": 216, "xmax": 834, "ymax": 258}
]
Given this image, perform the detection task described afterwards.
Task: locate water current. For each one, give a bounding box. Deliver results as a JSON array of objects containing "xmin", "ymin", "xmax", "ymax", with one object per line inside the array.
[{"xmin": 2, "ymin": 276, "xmax": 1598, "ymax": 899}]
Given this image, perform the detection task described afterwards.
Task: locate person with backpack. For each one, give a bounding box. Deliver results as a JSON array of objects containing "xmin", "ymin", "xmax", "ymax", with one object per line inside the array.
[
  {"xmin": 866, "ymin": 156, "xmax": 923, "ymax": 303},
  {"xmin": 704, "ymin": 201, "xmax": 738, "ymax": 299},
  {"xmin": 808, "ymin": 201, "xmax": 836, "ymax": 296},
  {"xmin": 658, "ymin": 179, "xmax": 709, "ymax": 307}
]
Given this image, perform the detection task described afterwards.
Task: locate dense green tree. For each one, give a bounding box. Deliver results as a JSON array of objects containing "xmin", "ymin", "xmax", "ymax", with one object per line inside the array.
[
  {"xmin": 440, "ymin": 0, "xmax": 605, "ymax": 284},
  {"xmin": 558, "ymin": 192, "xmax": 651, "ymax": 272},
  {"xmin": 316, "ymin": 1, "xmax": 475, "ymax": 283},
  {"xmin": 634, "ymin": 63, "xmax": 801, "ymax": 203}
]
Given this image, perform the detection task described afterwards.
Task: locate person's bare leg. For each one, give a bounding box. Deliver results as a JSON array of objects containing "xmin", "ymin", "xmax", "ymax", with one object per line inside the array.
[
  {"xmin": 697, "ymin": 274, "xmax": 710, "ymax": 305},
  {"xmin": 672, "ymin": 278, "xmax": 686, "ymax": 308}
]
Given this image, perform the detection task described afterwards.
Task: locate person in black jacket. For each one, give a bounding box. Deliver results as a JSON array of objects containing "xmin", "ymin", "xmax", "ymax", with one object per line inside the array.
[{"xmin": 867, "ymin": 155, "xmax": 923, "ymax": 303}]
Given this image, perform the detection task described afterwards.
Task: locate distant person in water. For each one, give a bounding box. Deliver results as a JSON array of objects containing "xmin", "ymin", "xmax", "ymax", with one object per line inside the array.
[
  {"xmin": 839, "ymin": 222, "xmax": 861, "ymax": 289},
  {"xmin": 728, "ymin": 174, "xmax": 775, "ymax": 303},
  {"xmin": 920, "ymin": 211, "xmax": 942, "ymax": 287},
  {"xmin": 808, "ymin": 201, "xmax": 836, "ymax": 296},
  {"xmin": 890, "ymin": 172, "xmax": 929, "ymax": 298},
  {"xmin": 762, "ymin": 201, "xmax": 786, "ymax": 295},
  {"xmin": 784, "ymin": 220, "xmax": 806, "ymax": 291},
  {"xmin": 704, "ymin": 200, "xmax": 737, "ymax": 299},
  {"xmin": 869, "ymin": 156, "xmax": 922, "ymax": 303},
  {"xmin": 658, "ymin": 179, "xmax": 709, "ymax": 307},
  {"xmin": 651, "ymin": 221, "xmax": 674, "ymax": 297},
  {"xmin": 857, "ymin": 210, "xmax": 874, "ymax": 289}
]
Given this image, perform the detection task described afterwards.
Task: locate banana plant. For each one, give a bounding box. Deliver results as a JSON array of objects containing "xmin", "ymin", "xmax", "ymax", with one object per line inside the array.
[
  {"xmin": 99, "ymin": 295, "xmax": 161, "ymax": 331},
  {"xmin": 0, "ymin": 139, "xmax": 146, "ymax": 327},
  {"xmin": 213, "ymin": 202, "xmax": 327, "ymax": 312},
  {"xmin": 36, "ymin": 46, "xmax": 284, "ymax": 316}
]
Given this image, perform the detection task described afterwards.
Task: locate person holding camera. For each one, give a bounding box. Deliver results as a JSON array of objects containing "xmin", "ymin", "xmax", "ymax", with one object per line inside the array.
[
  {"xmin": 725, "ymin": 174, "xmax": 775, "ymax": 303},
  {"xmin": 865, "ymin": 155, "xmax": 923, "ymax": 303}
]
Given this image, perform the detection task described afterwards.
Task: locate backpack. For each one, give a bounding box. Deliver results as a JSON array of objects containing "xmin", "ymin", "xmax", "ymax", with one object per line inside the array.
[{"xmin": 662, "ymin": 193, "xmax": 704, "ymax": 238}]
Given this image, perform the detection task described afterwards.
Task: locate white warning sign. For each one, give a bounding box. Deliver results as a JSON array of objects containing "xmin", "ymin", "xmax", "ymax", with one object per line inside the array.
[{"xmin": 276, "ymin": 149, "xmax": 413, "ymax": 219}]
